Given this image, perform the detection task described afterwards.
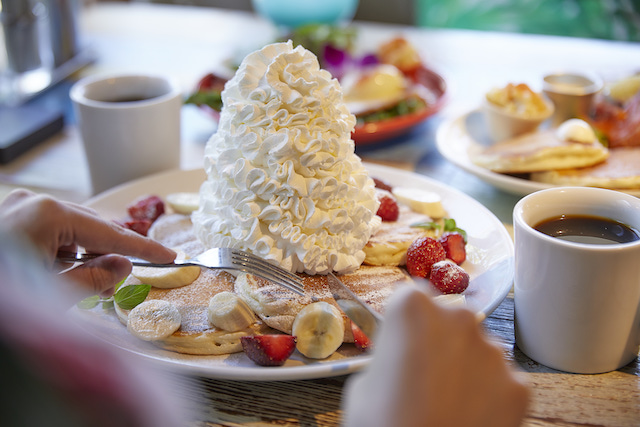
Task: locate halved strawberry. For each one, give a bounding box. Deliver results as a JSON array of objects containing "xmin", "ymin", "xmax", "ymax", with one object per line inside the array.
[
  {"xmin": 240, "ymin": 334, "xmax": 297, "ymax": 366},
  {"xmin": 438, "ymin": 232, "xmax": 467, "ymax": 265},
  {"xmin": 429, "ymin": 260, "xmax": 470, "ymax": 294},
  {"xmin": 376, "ymin": 192, "xmax": 399, "ymax": 222},
  {"xmin": 127, "ymin": 195, "xmax": 165, "ymax": 222},
  {"xmin": 406, "ymin": 236, "xmax": 446, "ymax": 278},
  {"xmin": 350, "ymin": 321, "xmax": 373, "ymax": 352}
]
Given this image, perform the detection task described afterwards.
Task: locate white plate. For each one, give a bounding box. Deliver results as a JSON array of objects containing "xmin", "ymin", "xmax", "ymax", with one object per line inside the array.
[
  {"xmin": 436, "ymin": 109, "xmax": 640, "ymax": 197},
  {"xmin": 74, "ymin": 162, "xmax": 514, "ymax": 381}
]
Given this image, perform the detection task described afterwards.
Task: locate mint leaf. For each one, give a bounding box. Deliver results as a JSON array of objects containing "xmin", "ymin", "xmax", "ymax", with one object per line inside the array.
[
  {"xmin": 411, "ymin": 221, "xmax": 441, "ymax": 231},
  {"xmin": 443, "ymin": 218, "xmax": 468, "ymax": 242},
  {"xmin": 77, "ymin": 295, "xmax": 100, "ymax": 310},
  {"xmin": 114, "ymin": 284, "xmax": 151, "ymax": 310}
]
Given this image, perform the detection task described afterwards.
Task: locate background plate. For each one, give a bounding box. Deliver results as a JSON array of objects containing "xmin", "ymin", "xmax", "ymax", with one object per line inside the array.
[
  {"xmin": 436, "ymin": 110, "xmax": 640, "ymax": 197},
  {"xmin": 75, "ymin": 162, "xmax": 514, "ymax": 381}
]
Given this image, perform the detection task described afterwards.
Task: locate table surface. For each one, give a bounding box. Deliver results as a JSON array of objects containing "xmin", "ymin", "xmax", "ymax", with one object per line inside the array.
[{"xmin": 1, "ymin": 3, "xmax": 639, "ymax": 426}]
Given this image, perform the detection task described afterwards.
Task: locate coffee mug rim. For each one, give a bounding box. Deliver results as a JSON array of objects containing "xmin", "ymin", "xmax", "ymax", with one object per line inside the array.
[
  {"xmin": 70, "ymin": 73, "xmax": 181, "ymax": 109},
  {"xmin": 513, "ymin": 186, "xmax": 640, "ymax": 250}
]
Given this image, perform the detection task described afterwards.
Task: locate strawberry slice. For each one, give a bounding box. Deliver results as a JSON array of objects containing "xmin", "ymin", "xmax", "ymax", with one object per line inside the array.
[
  {"xmin": 350, "ymin": 321, "xmax": 372, "ymax": 352},
  {"xmin": 429, "ymin": 260, "xmax": 470, "ymax": 294},
  {"xmin": 127, "ymin": 195, "xmax": 165, "ymax": 222},
  {"xmin": 406, "ymin": 236, "xmax": 446, "ymax": 278},
  {"xmin": 240, "ymin": 334, "xmax": 297, "ymax": 366},
  {"xmin": 438, "ymin": 232, "xmax": 467, "ymax": 265}
]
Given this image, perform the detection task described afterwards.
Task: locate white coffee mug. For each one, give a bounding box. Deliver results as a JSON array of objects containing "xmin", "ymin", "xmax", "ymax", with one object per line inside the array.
[
  {"xmin": 513, "ymin": 187, "xmax": 640, "ymax": 374},
  {"xmin": 71, "ymin": 74, "xmax": 182, "ymax": 194}
]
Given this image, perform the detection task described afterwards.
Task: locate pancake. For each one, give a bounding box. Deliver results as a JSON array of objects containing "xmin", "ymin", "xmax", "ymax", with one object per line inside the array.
[
  {"xmin": 235, "ymin": 266, "xmax": 413, "ymax": 343},
  {"xmin": 363, "ymin": 204, "xmax": 440, "ymax": 266},
  {"xmin": 148, "ymin": 213, "xmax": 206, "ymax": 258},
  {"xmin": 116, "ymin": 269, "xmax": 274, "ymax": 355},
  {"xmin": 472, "ymin": 129, "xmax": 609, "ymax": 173},
  {"xmin": 531, "ymin": 147, "xmax": 640, "ymax": 190}
]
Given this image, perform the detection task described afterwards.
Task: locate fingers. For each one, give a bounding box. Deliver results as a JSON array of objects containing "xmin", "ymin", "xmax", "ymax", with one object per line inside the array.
[
  {"xmin": 1, "ymin": 189, "xmax": 176, "ymax": 266},
  {"xmin": 61, "ymin": 254, "xmax": 133, "ymax": 297}
]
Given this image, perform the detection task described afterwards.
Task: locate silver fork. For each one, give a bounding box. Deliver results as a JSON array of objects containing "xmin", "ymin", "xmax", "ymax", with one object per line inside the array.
[{"xmin": 57, "ymin": 247, "xmax": 305, "ymax": 295}]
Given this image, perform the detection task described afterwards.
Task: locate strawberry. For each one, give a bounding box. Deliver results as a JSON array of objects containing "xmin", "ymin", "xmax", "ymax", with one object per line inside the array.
[
  {"xmin": 373, "ymin": 177, "xmax": 393, "ymax": 192},
  {"xmin": 350, "ymin": 321, "xmax": 373, "ymax": 352},
  {"xmin": 121, "ymin": 218, "xmax": 152, "ymax": 236},
  {"xmin": 429, "ymin": 260, "xmax": 470, "ymax": 294},
  {"xmin": 127, "ymin": 195, "xmax": 165, "ymax": 222},
  {"xmin": 376, "ymin": 192, "xmax": 399, "ymax": 222},
  {"xmin": 438, "ymin": 232, "xmax": 467, "ymax": 265},
  {"xmin": 406, "ymin": 236, "xmax": 446, "ymax": 278},
  {"xmin": 240, "ymin": 334, "xmax": 297, "ymax": 366}
]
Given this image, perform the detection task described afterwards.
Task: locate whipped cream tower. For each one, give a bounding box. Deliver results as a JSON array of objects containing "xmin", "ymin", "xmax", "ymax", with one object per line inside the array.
[{"xmin": 192, "ymin": 41, "xmax": 379, "ymax": 275}]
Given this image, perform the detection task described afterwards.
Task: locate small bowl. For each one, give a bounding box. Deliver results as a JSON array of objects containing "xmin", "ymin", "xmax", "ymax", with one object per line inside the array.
[
  {"xmin": 543, "ymin": 71, "xmax": 603, "ymax": 126},
  {"xmin": 482, "ymin": 94, "xmax": 554, "ymax": 142}
]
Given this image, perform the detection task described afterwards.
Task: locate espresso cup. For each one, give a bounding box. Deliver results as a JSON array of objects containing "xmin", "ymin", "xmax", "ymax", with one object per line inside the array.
[
  {"xmin": 70, "ymin": 74, "xmax": 182, "ymax": 194},
  {"xmin": 513, "ymin": 187, "xmax": 640, "ymax": 374}
]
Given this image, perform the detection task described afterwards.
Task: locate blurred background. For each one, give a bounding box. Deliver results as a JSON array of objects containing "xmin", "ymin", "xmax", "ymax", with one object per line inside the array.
[{"xmin": 109, "ymin": 0, "xmax": 640, "ymax": 41}]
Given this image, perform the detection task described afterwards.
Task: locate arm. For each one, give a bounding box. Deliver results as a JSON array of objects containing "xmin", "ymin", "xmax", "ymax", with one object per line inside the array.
[{"xmin": 342, "ymin": 285, "xmax": 529, "ymax": 427}]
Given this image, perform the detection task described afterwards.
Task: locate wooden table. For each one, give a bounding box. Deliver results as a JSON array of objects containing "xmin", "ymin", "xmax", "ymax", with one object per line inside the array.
[{"xmin": 1, "ymin": 3, "xmax": 639, "ymax": 425}]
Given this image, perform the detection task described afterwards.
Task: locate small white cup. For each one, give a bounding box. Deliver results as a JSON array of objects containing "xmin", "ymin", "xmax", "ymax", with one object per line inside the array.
[
  {"xmin": 513, "ymin": 187, "xmax": 640, "ymax": 374},
  {"xmin": 71, "ymin": 74, "xmax": 182, "ymax": 194}
]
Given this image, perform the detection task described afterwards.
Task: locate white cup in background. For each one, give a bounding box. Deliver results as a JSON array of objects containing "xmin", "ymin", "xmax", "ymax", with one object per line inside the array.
[
  {"xmin": 70, "ymin": 74, "xmax": 182, "ymax": 195},
  {"xmin": 513, "ymin": 187, "xmax": 640, "ymax": 374}
]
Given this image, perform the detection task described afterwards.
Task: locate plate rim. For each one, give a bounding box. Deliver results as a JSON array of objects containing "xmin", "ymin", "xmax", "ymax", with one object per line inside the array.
[{"xmin": 82, "ymin": 162, "xmax": 514, "ymax": 381}]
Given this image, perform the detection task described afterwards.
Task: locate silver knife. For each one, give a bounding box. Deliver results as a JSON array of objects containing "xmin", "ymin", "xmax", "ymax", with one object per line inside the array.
[{"xmin": 327, "ymin": 272, "xmax": 383, "ymax": 342}]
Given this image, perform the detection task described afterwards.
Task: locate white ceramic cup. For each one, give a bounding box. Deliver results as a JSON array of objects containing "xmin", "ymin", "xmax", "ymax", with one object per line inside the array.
[
  {"xmin": 70, "ymin": 74, "xmax": 182, "ymax": 194},
  {"xmin": 513, "ymin": 187, "xmax": 640, "ymax": 374}
]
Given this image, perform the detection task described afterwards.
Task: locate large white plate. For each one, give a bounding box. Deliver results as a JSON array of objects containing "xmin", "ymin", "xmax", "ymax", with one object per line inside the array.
[
  {"xmin": 436, "ymin": 109, "xmax": 640, "ymax": 197},
  {"xmin": 74, "ymin": 162, "xmax": 514, "ymax": 381}
]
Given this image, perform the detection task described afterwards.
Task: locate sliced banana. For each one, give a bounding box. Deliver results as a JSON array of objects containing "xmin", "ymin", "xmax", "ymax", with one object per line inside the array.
[
  {"xmin": 207, "ymin": 291, "xmax": 257, "ymax": 332},
  {"xmin": 166, "ymin": 192, "xmax": 200, "ymax": 214},
  {"xmin": 127, "ymin": 299, "xmax": 181, "ymax": 341},
  {"xmin": 131, "ymin": 250, "xmax": 200, "ymax": 289},
  {"xmin": 292, "ymin": 301, "xmax": 344, "ymax": 359},
  {"xmin": 392, "ymin": 187, "xmax": 446, "ymax": 218},
  {"xmin": 433, "ymin": 294, "xmax": 467, "ymax": 307}
]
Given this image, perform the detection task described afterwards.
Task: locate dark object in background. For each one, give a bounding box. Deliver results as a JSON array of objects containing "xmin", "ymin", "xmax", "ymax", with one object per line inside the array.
[{"xmin": 0, "ymin": 103, "xmax": 64, "ymax": 164}]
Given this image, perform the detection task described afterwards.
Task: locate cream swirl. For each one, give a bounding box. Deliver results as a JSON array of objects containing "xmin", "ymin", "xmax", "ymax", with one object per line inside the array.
[{"xmin": 192, "ymin": 41, "xmax": 379, "ymax": 275}]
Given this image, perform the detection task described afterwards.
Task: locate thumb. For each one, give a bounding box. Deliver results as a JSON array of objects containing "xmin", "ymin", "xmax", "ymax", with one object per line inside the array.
[{"xmin": 62, "ymin": 255, "xmax": 133, "ymax": 297}]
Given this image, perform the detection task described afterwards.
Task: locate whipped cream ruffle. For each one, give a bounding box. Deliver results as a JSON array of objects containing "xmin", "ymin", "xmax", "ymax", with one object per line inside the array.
[{"xmin": 192, "ymin": 41, "xmax": 379, "ymax": 275}]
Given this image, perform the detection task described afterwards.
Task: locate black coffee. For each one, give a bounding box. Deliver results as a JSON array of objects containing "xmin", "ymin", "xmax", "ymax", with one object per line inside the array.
[{"xmin": 534, "ymin": 215, "xmax": 640, "ymax": 245}]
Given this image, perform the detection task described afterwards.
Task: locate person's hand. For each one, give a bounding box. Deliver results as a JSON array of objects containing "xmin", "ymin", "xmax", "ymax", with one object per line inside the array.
[
  {"xmin": 342, "ymin": 285, "xmax": 529, "ymax": 427},
  {"xmin": 0, "ymin": 189, "xmax": 176, "ymax": 296}
]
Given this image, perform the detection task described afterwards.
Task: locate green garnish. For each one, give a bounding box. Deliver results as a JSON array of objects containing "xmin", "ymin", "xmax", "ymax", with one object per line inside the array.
[
  {"xmin": 184, "ymin": 90, "xmax": 223, "ymax": 111},
  {"xmin": 412, "ymin": 218, "xmax": 467, "ymax": 242},
  {"xmin": 77, "ymin": 280, "xmax": 151, "ymax": 311},
  {"xmin": 356, "ymin": 96, "xmax": 427, "ymax": 124},
  {"xmin": 113, "ymin": 284, "xmax": 152, "ymax": 310}
]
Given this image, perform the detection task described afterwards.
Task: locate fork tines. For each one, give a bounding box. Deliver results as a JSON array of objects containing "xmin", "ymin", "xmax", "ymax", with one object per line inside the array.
[{"xmin": 230, "ymin": 249, "xmax": 305, "ymax": 295}]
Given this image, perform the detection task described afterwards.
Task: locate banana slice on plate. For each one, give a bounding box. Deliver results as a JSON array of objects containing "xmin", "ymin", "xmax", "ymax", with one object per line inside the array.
[
  {"xmin": 208, "ymin": 291, "xmax": 257, "ymax": 332},
  {"xmin": 166, "ymin": 192, "xmax": 200, "ymax": 214},
  {"xmin": 127, "ymin": 299, "xmax": 181, "ymax": 341},
  {"xmin": 292, "ymin": 301, "xmax": 344, "ymax": 359},
  {"xmin": 392, "ymin": 187, "xmax": 446, "ymax": 218},
  {"xmin": 131, "ymin": 250, "xmax": 200, "ymax": 289}
]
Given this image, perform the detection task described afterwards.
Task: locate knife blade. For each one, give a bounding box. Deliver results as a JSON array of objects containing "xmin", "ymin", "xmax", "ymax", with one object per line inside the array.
[{"xmin": 327, "ymin": 272, "xmax": 383, "ymax": 342}]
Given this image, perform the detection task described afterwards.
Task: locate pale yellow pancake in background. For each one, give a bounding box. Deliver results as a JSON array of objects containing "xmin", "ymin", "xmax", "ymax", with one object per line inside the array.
[
  {"xmin": 472, "ymin": 129, "xmax": 609, "ymax": 173},
  {"xmin": 531, "ymin": 147, "xmax": 640, "ymax": 190}
]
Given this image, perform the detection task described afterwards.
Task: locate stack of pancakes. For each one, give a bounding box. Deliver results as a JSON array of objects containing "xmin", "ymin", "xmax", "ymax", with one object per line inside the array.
[
  {"xmin": 472, "ymin": 124, "xmax": 640, "ymax": 192},
  {"xmin": 115, "ymin": 202, "xmax": 439, "ymax": 355}
]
